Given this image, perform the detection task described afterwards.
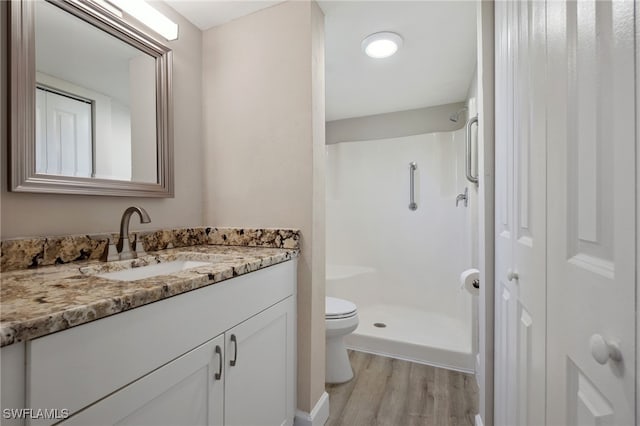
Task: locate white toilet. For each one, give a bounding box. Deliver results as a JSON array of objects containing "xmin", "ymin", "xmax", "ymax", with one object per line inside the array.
[{"xmin": 325, "ymin": 296, "xmax": 359, "ymax": 384}]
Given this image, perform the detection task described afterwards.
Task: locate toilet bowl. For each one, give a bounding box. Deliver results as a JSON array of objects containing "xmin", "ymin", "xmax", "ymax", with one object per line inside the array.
[{"xmin": 325, "ymin": 297, "xmax": 359, "ymax": 384}]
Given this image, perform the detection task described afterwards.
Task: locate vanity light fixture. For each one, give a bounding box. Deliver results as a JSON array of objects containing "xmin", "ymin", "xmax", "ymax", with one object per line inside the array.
[
  {"xmin": 92, "ymin": 0, "xmax": 123, "ymax": 18},
  {"xmin": 362, "ymin": 31, "xmax": 403, "ymax": 59},
  {"xmin": 105, "ymin": 0, "xmax": 179, "ymax": 41}
]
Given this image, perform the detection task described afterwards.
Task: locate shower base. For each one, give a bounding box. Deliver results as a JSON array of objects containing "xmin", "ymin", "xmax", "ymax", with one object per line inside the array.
[{"xmin": 345, "ymin": 304, "xmax": 474, "ymax": 372}]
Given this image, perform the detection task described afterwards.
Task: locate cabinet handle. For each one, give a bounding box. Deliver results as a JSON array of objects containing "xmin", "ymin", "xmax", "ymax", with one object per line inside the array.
[
  {"xmin": 230, "ymin": 334, "xmax": 238, "ymax": 367},
  {"xmin": 214, "ymin": 345, "xmax": 222, "ymax": 380}
]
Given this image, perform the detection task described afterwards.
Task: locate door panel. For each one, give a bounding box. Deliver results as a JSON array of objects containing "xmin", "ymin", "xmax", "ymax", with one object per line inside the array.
[
  {"xmin": 546, "ymin": 0, "xmax": 636, "ymax": 425},
  {"xmin": 36, "ymin": 88, "xmax": 92, "ymax": 177},
  {"xmin": 494, "ymin": 283, "xmax": 514, "ymax": 425},
  {"xmin": 494, "ymin": 2, "xmax": 514, "ymax": 423},
  {"xmin": 567, "ymin": 360, "xmax": 615, "ymax": 425},
  {"xmin": 512, "ymin": 1, "xmax": 547, "ymax": 425},
  {"xmin": 494, "ymin": 0, "xmax": 547, "ymax": 424},
  {"xmin": 517, "ymin": 305, "xmax": 533, "ymax": 426},
  {"xmin": 566, "ymin": 0, "xmax": 615, "ymax": 267}
]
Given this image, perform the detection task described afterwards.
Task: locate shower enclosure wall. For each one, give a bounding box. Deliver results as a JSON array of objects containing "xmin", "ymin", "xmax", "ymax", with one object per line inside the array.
[{"xmin": 326, "ymin": 129, "xmax": 476, "ymax": 372}]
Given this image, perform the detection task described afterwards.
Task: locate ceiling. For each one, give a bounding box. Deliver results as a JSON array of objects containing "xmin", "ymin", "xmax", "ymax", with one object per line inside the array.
[
  {"xmin": 163, "ymin": 0, "xmax": 477, "ymax": 122},
  {"xmin": 164, "ymin": 0, "xmax": 285, "ymax": 30},
  {"xmin": 320, "ymin": 1, "xmax": 477, "ymax": 121}
]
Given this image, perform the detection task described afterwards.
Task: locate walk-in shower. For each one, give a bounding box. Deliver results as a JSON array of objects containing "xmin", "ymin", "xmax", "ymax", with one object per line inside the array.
[{"xmin": 325, "ymin": 128, "xmax": 476, "ymax": 372}]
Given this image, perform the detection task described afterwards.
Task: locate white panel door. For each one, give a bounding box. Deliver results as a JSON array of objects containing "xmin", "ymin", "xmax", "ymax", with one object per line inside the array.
[
  {"xmin": 494, "ymin": 1, "xmax": 516, "ymax": 423},
  {"xmin": 546, "ymin": 0, "xmax": 636, "ymax": 425},
  {"xmin": 225, "ymin": 297, "xmax": 295, "ymax": 426},
  {"xmin": 36, "ymin": 88, "xmax": 92, "ymax": 177},
  {"xmin": 494, "ymin": 1, "xmax": 547, "ymax": 425},
  {"xmin": 511, "ymin": 1, "xmax": 547, "ymax": 425},
  {"xmin": 60, "ymin": 335, "xmax": 224, "ymax": 426}
]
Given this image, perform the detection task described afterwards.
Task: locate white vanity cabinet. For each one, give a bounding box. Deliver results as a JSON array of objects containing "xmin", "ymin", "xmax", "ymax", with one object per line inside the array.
[
  {"xmin": 59, "ymin": 296, "xmax": 296, "ymax": 426},
  {"xmin": 61, "ymin": 334, "xmax": 226, "ymax": 426},
  {"xmin": 0, "ymin": 260, "xmax": 296, "ymax": 426}
]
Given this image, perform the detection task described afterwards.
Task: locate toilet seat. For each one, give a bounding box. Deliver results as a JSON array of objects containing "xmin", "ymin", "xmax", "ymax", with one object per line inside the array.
[{"xmin": 326, "ymin": 297, "xmax": 357, "ymax": 320}]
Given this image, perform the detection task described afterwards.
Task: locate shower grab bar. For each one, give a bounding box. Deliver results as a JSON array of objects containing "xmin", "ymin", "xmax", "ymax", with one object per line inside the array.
[
  {"xmin": 466, "ymin": 115, "xmax": 479, "ymax": 184},
  {"xmin": 409, "ymin": 162, "xmax": 417, "ymax": 211}
]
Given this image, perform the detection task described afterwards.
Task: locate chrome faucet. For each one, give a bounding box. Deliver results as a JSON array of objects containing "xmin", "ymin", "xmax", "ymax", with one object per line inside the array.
[
  {"xmin": 117, "ymin": 206, "xmax": 151, "ymax": 260},
  {"xmin": 456, "ymin": 187, "xmax": 468, "ymax": 207}
]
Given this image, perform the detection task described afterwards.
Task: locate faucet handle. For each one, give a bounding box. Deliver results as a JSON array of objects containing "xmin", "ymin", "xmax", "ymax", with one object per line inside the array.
[
  {"xmin": 106, "ymin": 241, "xmax": 120, "ymax": 262},
  {"xmin": 119, "ymin": 237, "xmax": 135, "ymax": 260},
  {"xmin": 133, "ymin": 234, "xmax": 147, "ymax": 257},
  {"xmin": 90, "ymin": 234, "xmax": 119, "ymax": 262}
]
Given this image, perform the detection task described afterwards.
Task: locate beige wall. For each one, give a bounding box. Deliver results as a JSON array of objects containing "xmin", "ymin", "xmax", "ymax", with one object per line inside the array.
[
  {"xmin": 201, "ymin": 0, "xmax": 326, "ymax": 413},
  {"xmin": 2, "ymin": 0, "xmax": 327, "ymax": 415},
  {"xmin": 0, "ymin": 2, "xmax": 204, "ymax": 239}
]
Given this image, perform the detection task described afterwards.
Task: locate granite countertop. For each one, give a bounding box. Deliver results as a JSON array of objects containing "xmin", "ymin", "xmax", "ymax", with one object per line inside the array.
[{"xmin": 0, "ymin": 244, "xmax": 298, "ymax": 347}]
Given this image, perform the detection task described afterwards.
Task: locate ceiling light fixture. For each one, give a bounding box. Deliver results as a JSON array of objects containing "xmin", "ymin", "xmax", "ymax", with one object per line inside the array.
[
  {"xmin": 106, "ymin": 0, "xmax": 179, "ymax": 41},
  {"xmin": 362, "ymin": 31, "xmax": 403, "ymax": 59}
]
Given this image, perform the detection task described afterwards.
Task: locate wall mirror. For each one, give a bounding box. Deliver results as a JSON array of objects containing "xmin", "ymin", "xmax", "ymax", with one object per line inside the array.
[{"xmin": 9, "ymin": 0, "xmax": 174, "ymax": 197}]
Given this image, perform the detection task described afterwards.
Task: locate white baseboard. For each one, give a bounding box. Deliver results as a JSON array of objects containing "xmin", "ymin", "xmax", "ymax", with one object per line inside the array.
[
  {"xmin": 294, "ymin": 391, "xmax": 330, "ymax": 426},
  {"xmin": 475, "ymin": 414, "xmax": 483, "ymax": 426}
]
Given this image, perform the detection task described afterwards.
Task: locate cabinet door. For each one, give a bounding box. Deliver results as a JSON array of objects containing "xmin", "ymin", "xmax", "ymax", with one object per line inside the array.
[
  {"xmin": 225, "ymin": 297, "xmax": 295, "ymax": 426},
  {"xmin": 60, "ymin": 335, "xmax": 225, "ymax": 426}
]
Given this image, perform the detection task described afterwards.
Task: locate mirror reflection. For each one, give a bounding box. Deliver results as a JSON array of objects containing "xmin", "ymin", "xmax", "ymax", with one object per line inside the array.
[{"xmin": 34, "ymin": 0, "xmax": 158, "ymax": 183}]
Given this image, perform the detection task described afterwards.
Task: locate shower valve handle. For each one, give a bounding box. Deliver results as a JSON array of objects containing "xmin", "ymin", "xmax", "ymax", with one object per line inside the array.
[{"xmin": 456, "ymin": 187, "xmax": 468, "ymax": 207}]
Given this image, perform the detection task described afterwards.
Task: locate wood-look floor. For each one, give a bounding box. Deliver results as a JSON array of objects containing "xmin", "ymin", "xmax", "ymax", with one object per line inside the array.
[{"xmin": 326, "ymin": 351, "xmax": 478, "ymax": 426}]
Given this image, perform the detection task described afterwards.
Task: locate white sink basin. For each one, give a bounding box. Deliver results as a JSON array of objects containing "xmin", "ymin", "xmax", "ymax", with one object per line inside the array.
[{"xmin": 97, "ymin": 260, "xmax": 212, "ymax": 282}]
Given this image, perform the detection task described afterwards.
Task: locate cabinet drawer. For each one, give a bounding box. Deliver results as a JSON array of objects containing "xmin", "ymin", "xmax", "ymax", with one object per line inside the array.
[{"xmin": 26, "ymin": 260, "xmax": 296, "ymax": 425}]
